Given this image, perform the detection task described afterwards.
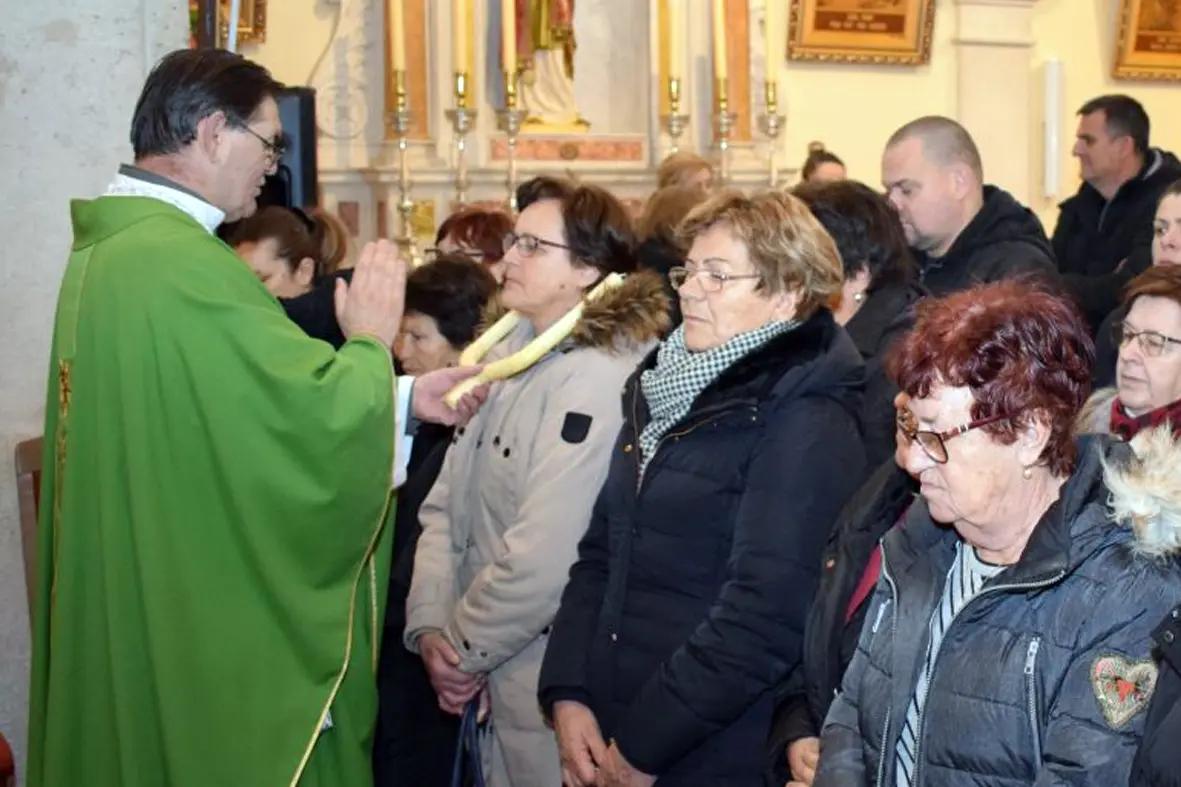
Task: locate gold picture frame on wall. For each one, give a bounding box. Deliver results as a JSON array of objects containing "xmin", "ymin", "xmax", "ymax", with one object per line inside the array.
[
  {"xmin": 189, "ymin": 1, "xmax": 267, "ymax": 46},
  {"xmin": 1115, "ymin": 0, "xmax": 1181, "ymax": 81},
  {"xmin": 787, "ymin": 0, "xmax": 936, "ymax": 65}
]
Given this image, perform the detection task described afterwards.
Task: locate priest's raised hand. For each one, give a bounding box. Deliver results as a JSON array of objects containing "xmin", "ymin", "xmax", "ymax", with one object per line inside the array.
[{"xmin": 334, "ymin": 237, "xmax": 406, "ymax": 347}]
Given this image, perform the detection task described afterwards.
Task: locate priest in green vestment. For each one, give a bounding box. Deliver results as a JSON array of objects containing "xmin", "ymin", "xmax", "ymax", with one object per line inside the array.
[{"xmin": 26, "ymin": 49, "xmax": 484, "ymax": 787}]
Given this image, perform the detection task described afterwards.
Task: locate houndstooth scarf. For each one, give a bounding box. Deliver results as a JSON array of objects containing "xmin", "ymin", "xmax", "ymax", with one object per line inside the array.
[{"xmin": 638, "ymin": 320, "xmax": 797, "ymax": 475}]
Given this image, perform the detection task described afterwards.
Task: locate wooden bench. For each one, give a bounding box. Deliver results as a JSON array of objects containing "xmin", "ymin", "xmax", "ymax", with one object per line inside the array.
[{"xmin": 15, "ymin": 436, "xmax": 43, "ymax": 622}]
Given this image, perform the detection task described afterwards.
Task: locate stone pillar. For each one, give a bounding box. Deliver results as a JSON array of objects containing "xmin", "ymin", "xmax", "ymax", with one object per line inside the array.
[
  {"xmin": 0, "ymin": 1, "xmax": 188, "ymax": 775},
  {"xmin": 953, "ymin": 0, "xmax": 1038, "ymax": 205}
]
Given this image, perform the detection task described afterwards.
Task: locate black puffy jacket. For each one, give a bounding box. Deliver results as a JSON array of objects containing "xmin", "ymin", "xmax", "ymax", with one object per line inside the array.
[
  {"xmin": 769, "ymin": 461, "xmax": 916, "ymax": 776},
  {"xmin": 815, "ymin": 435, "xmax": 1181, "ymax": 787},
  {"xmin": 539, "ymin": 311, "xmax": 868, "ymax": 785},
  {"xmin": 912, "ymin": 186, "xmax": 1057, "ymax": 297},
  {"xmin": 1130, "ymin": 604, "xmax": 1181, "ymax": 787}
]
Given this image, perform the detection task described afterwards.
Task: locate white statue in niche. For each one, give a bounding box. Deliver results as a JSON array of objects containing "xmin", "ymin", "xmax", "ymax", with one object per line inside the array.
[{"xmin": 516, "ymin": 0, "xmax": 590, "ymax": 132}]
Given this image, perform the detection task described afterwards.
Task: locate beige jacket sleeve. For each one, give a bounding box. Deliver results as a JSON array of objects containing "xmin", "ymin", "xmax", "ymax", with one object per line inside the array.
[
  {"xmin": 444, "ymin": 355, "xmax": 629, "ymax": 674},
  {"xmin": 403, "ymin": 436, "xmax": 460, "ymax": 652}
]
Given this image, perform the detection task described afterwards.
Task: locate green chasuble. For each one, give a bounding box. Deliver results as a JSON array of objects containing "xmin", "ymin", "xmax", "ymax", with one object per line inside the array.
[{"xmin": 27, "ymin": 196, "xmax": 396, "ymax": 787}]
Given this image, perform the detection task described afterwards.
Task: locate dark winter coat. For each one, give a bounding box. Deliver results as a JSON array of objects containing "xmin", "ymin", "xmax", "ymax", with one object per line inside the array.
[
  {"xmin": 373, "ymin": 423, "xmax": 457, "ymax": 786},
  {"xmin": 279, "ymin": 269, "xmax": 352, "ymax": 349},
  {"xmin": 844, "ymin": 281, "xmax": 925, "ymax": 468},
  {"xmin": 1130, "ymin": 604, "xmax": 1181, "ymax": 787},
  {"xmin": 912, "ymin": 185, "xmax": 1057, "ymax": 297},
  {"xmin": 1053, "ymin": 148, "xmax": 1181, "ymax": 328},
  {"xmin": 814, "ymin": 434, "xmax": 1181, "ymax": 787},
  {"xmin": 769, "ymin": 461, "xmax": 917, "ymax": 777},
  {"xmin": 538, "ymin": 310, "xmax": 869, "ymax": 786}
]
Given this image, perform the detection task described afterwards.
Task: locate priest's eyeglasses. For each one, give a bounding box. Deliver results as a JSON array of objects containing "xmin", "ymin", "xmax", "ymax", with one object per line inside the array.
[
  {"xmin": 895, "ymin": 407, "xmax": 1014, "ymax": 464},
  {"xmin": 668, "ymin": 265, "xmax": 762, "ymax": 293},
  {"xmin": 242, "ymin": 126, "xmax": 288, "ymax": 164},
  {"xmin": 1113, "ymin": 322, "xmax": 1181, "ymax": 357},
  {"xmin": 502, "ymin": 231, "xmax": 572, "ymax": 257}
]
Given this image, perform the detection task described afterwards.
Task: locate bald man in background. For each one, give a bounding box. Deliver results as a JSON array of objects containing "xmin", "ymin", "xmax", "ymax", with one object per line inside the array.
[{"xmin": 881, "ymin": 115, "xmax": 1057, "ymax": 296}]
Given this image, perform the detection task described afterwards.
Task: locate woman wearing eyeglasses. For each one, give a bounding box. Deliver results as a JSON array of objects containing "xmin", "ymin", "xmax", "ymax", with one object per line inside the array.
[
  {"xmin": 1079, "ymin": 265, "xmax": 1181, "ymax": 441},
  {"xmin": 538, "ymin": 190, "xmax": 868, "ymax": 787},
  {"xmin": 403, "ymin": 176, "xmax": 670, "ymax": 787},
  {"xmin": 429, "ymin": 207, "xmax": 514, "ymax": 284},
  {"xmin": 813, "ymin": 280, "xmax": 1181, "ymax": 787},
  {"xmin": 1077, "ymin": 265, "xmax": 1181, "ymax": 787},
  {"xmin": 1093, "ymin": 178, "xmax": 1181, "ymax": 387}
]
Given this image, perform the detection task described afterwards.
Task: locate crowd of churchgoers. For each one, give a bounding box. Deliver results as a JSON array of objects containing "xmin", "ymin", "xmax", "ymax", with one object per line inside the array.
[{"xmin": 25, "ymin": 48, "xmax": 1181, "ymax": 787}]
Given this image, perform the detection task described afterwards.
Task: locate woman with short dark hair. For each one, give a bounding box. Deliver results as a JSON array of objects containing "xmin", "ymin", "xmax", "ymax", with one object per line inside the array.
[
  {"xmin": 374, "ymin": 254, "xmax": 498, "ymax": 787},
  {"xmin": 404, "ymin": 176, "xmax": 670, "ymax": 787},
  {"xmin": 814, "ymin": 281, "xmax": 1181, "ymax": 787},
  {"xmin": 795, "ymin": 179, "xmax": 924, "ymax": 467}
]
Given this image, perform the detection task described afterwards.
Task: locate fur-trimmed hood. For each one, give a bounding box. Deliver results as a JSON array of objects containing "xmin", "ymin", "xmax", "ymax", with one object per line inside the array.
[
  {"xmin": 1077, "ymin": 387, "xmax": 1181, "ymax": 557},
  {"xmin": 1076, "ymin": 386, "xmax": 1117, "ymax": 436},
  {"xmin": 481, "ymin": 270, "xmax": 672, "ymax": 354},
  {"xmin": 1104, "ymin": 426, "xmax": 1181, "ymax": 559}
]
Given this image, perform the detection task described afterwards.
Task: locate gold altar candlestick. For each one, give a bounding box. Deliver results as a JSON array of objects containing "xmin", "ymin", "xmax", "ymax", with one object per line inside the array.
[
  {"xmin": 715, "ymin": 79, "xmax": 735, "ymax": 186},
  {"xmin": 497, "ymin": 70, "xmax": 527, "ymax": 213},
  {"xmin": 758, "ymin": 80, "xmax": 786, "ymax": 188},
  {"xmin": 663, "ymin": 76, "xmax": 690, "ymax": 155},
  {"xmin": 388, "ymin": 70, "xmax": 420, "ymax": 264},
  {"xmin": 445, "ymin": 71, "xmax": 476, "ymax": 205}
]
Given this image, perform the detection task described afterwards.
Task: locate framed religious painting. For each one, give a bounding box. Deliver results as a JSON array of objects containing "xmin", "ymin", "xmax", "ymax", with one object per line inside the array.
[
  {"xmin": 1114, "ymin": 0, "xmax": 1181, "ymax": 81},
  {"xmin": 787, "ymin": 0, "xmax": 936, "ymax": 65},
  {"xmin": 188, "ymin": 0, "xmax": 267, "ymax": 47}
]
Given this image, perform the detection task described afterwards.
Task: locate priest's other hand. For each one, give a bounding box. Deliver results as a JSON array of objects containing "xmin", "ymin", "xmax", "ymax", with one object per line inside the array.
[
  {"xmin": 418, "ymin": 631, "xmax": 484, "ymax": 715},
  {"xmin": 334, "ymin": 239, "xmax": 406, "ymax": 347},
  {"xmin": 412, "ymin": 366, "xmax": 490, "ymax": 426}
]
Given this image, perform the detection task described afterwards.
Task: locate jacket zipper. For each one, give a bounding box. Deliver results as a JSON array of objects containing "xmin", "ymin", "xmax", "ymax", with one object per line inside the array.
[
  {"xmin": 874, "ymin": 548, "xmax": 900, "ymax": 787},
  {"xmin": 908, "ymin": 569, "xmax": 1066, "ymax": 787},
  {"xmin": 1024, "ymin": 636, "xmax": 1042, "ymax": 765}
]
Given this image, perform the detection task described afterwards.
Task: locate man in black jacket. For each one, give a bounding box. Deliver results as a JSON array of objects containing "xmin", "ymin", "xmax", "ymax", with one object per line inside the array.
[
  {"xmin": 1053, "ymin": 95, "xmax": 1181, "ymax": 328},
  {"xmin": 881, "ymin": 116, "xmax": 1057, "ymax": 296}
]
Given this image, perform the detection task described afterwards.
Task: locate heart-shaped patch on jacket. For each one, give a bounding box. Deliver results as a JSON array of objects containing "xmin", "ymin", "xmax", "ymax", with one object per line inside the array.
[{"xmin": 1090, "ymin": 654, "xmax": 1158, "ymax": 729}]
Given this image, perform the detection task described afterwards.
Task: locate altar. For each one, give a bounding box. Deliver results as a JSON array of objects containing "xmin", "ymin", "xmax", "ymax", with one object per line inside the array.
[{"xmin": 234, "ymin": 0, "xmax": 787, "ymax": 258}]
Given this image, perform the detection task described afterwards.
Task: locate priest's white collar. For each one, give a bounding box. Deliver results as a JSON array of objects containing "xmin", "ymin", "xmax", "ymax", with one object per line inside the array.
[{"xmin": 105, "ymin": 164, "xmax": 226, "ymax": 234}]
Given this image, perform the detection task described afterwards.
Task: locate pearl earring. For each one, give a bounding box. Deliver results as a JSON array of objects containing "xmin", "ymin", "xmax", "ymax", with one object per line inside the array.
[
  {"xmin": 853, "ymin": 291, "xmax": 865, "ymax": 304},
  {"xmin": 1022, "ymin": 466, "xmax": 1033, "ymax": 480}
]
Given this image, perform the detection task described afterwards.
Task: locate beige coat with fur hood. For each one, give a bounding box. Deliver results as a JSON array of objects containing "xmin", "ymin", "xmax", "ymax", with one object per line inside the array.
[{"xmin": 405, "ymin": 273, "xmax": 669, "ymax": 787}]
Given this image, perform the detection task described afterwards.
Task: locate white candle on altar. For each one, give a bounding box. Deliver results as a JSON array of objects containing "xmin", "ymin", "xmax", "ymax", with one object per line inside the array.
[
  {"xmin": 388, "ymin": 0, "xmax": 406, "ymax": 72},
  {"xmin": 712, "ymin": 0, "xmax": 728, "ymax": 85},
  {"xmin": 453, "ymin": 0, "xmax": 469, "ymax": 74},
  {"xmin": 765, "ymin": 2, "xmax": 781, "ymax": 78},
  {"xmin": 765, "ymin": 1, "xmax": 780, "ymax": 108},
  {"xmin": 501, "ymin": 0, "xmax": 517, "ymax": 74},
  {"xmin": 668, "ymin": 1, "xmax": 685, "ymax": 82}
]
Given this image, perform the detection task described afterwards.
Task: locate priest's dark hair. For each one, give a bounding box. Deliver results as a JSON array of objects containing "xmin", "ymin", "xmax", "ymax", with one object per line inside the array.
[
  {"xmin": 514, "ymin": 175, "xmax": 637, "ymax": 277},
  {"xmin": 130, "ymin": 48, "xmax": 284, "ymax": 159}
]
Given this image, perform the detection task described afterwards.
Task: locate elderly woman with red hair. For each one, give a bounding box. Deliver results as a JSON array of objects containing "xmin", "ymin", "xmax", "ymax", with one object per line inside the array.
[{"xmin": 813, "ymin": 281, "xmax": 1181, "ymax": 787}]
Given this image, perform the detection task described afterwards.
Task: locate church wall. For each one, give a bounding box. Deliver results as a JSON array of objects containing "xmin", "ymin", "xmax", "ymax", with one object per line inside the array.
[
  {"xmin": 0, "ymin": 2, "xmax": 188, "ymax": 779},
  {"xmin": 1030, "ymin": 0, "xmax": 1181, "ymax": 227},
  {"xmin": 242, "ymin": 0, "xmax": 1181, "ymax": 242}
]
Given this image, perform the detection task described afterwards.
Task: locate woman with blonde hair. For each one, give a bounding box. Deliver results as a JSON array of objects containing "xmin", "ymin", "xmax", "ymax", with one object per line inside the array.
[
  {"xmin": 656, "ymin": 151, "xmax": 714, "ymax": 191},
  {"xmin": 540, "ymin": 190, "xmax": 868, "ymax": 786}
]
